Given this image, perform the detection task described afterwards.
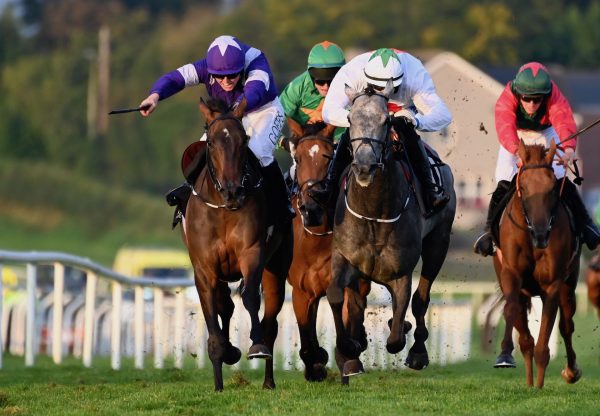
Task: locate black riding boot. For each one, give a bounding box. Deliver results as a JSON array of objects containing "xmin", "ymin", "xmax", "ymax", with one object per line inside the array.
[
  {"xmin": 403, "ymin": 131, "xmax": 450, "ymax": 217},
  {"xmin": 260, "ymin": 161, "xmax": 296, "ymax": 229},
  {"xmin": 473, "ymin": 180, "xmax": 511, "ymax": 256},
  {"xmin": 165, "ymin": 148, "xmax": 207, "ymax": 228},
  {"xmin": 314, "ymin": 129, "xmax": 352, "ymax": 205},
  {"xmin": 561, "ymin": 178, "xmax": 600, "ymax": 250}
]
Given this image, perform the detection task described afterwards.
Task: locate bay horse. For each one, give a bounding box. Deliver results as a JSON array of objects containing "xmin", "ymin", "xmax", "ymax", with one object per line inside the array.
[
  {"xmin": 493, "ymin": 140, "xmax": 582, "ymax": 388},
  {"xmin": 326, "ymin": 81, "xmax": 456, "ymax": 380},
  {"xmin": 586, "ymin": 252, "xmax": 600, "ymax": 317},
  {"xmin": 183, "ymin": 98, "xmax": 293, "ymax": 391},
  {"xmin": 285, "ymin": 120, "xmax": 370, "ymax": 382}
]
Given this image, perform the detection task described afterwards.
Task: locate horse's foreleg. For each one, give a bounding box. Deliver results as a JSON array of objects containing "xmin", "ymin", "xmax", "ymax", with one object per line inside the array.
[
  {"xmin": 406, "ymin": 275, "xmax": 433, "ymax": 370},
  {"xmin": 215, "ymin": 282, "xmax": 241, "ymax": 365},
  {"xmin": 343, "ymin": 282, "xmax": 368, "ymax": 352},
  {"xmin": 385, "ymin": 276, "xmax": 411, "ymax": 355},
  {"xmin": 240, "ymin": 264, "xmax": 270, "ymax": 359},
  {"xmin": 327, "ymin": 253, "xmax": 362, "ymax": 360},
  {"xmin": 260, "ymin": 268, "xmax": 286, "ymax": 389},
  {"xmin": 501, "ymin": 269, "xmax": 534, "ymax": 387},
  {"xmin": 535, "ymin": 284, "xmax": 561, "ymax": 388},
  {"xmin": 292, "ymin": 288, "xmax": 328, "ymax": 381},
  {"xmin": 195, "ymin": 274, "xmax": 226, "ymax": 391},
  {"xmin": 558, "ymin": 280, "xmax": 581, "ymax": 384}
]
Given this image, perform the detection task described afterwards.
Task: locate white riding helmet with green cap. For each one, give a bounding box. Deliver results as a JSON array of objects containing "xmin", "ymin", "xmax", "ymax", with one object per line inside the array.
[{"xmin": 364, "ymin": 48, "xmax": 403, "ymax": 88}]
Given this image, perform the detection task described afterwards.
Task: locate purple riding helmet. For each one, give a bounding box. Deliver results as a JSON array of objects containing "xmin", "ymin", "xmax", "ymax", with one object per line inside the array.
[{"xmin": 206, "ymin": 35, "xmax": 246, "ymax": 75}]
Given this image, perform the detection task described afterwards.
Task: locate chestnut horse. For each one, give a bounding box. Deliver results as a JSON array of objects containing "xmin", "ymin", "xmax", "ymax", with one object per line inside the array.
[
  {"xmin": 183, "ymin": 98, "xmax": 293, "ymax": 391},
  {"xmin": 585, "ymin": 251, "xmax": 600, "ymax": 317},
  {"xmin": 327, "ymin": 82, "xmax": 456, "ymax": 381},
  {"xmin": 493, "ymin": 140, "xmax": 582, "ymax": 388},
  {"xmin": 285, "ymin": 120, "xmax": 370, "ymax": 382}
]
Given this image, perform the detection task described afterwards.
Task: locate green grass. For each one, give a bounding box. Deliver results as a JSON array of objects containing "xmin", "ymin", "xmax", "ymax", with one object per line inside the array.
[{"xmin": 1, "ymin": 312, "xmax": 598, "ymax": 416}]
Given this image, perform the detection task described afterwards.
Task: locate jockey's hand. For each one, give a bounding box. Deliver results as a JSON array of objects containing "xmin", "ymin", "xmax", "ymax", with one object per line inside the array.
[
  {"xmin": 139, "ymin": 93, "xmax": 159, "ymax": 117},
  {"xmin": 393, "ymin": 109, "xmax": 420, "ymax": 129},
  {"xmin": 558, "ymin": 147, "xmax": 576, "ymax": 166}
]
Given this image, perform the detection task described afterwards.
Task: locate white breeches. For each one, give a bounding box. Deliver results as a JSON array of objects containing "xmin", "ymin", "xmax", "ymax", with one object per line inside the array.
[
  {"xmin": 494, "ymin": 126, "xmax": 566, "ymax": 183},
  {"xmin": 199, "ymin": 97, "xmax": 285, "ymax": 167}
]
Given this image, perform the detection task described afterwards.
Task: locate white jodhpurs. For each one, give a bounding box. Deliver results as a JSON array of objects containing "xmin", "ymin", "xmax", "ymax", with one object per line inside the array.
[
  {"xmin": 199, "ymin": 97, "xmax": 286, "ymax": 167},
  {"xmin": 494, "ymin": 126, "xmax": 567, "ymax": 183}
]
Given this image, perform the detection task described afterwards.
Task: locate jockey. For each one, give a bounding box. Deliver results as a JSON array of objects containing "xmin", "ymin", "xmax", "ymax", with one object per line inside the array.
[
  {"xmin": 322, "ymin": 48, "xmax": 452, "ymax": 216},
  {"xmin": 139, "ymin": 35, "xmax": 294, "ymax": 228},
  {"xmin": 279, "ymin": 40, "xmax": 346, "ymax": 182},
  {"xmin": 474, "ymin": 62, "xmax": 600, "ymax": 256}
]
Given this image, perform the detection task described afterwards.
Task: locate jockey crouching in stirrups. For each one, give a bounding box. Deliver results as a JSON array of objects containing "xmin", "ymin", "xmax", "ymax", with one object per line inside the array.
[
  {"xmin": 474, "ymin": 62, "xmax": 600, "ymax": 256},
  {"xmin": 321, "ymin": 48, "xmax": 452, "ymax": 217}
]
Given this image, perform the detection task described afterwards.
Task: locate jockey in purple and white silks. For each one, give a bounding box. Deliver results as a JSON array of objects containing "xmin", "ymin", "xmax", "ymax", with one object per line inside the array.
[
  {"xmin": 140, "ymin": 35, "xmax": 294, "ymax": 228},
  {"xmin": 321, "ymin": 48, "xmax": 452, "ymax": 216}
]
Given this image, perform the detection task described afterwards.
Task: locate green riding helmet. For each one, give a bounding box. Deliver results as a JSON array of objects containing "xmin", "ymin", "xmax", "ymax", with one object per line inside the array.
[
  {"xmin": 307, "ymin": 41, "xmax": 345, "ymax": 81},
  {"xmin": 512, "ymin": 62, "xmax": 552, "ymax": 96}
]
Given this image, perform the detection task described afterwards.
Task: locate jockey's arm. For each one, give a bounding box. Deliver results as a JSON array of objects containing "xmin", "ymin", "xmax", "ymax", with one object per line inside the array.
[{"xmin": 322, "ymin": 67, "xmax": 354, "ymax": 128}]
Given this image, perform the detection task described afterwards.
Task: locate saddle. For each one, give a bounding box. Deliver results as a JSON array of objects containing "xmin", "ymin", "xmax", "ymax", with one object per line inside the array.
[{"xmin": 394, "ymin": 142, "xmax": 448, "ymax": 217}]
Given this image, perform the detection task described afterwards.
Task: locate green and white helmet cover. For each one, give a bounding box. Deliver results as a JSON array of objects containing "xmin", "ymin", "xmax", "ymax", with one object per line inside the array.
[
  {"xmin": 364, "ymin": 48, "xmax": 403, "ymax": 88},
  {"xmin": 307, "ymin": 41, "xmax": 345, "ymax": 69}
]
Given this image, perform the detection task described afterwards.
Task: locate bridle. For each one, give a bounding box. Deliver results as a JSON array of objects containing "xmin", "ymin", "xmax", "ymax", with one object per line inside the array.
[
  {"xmin": 343, "ymin": 87, "xmax": 409, "ymax": 223},
  {"xmin": 293, "ymin": 135, "xmax": 334, "ymax": 236},
  {"xmin": 510, "ymin": 162, "xmax": 560, "ymax": 234},
  {"xmin": 348, "ymin": 89, "xmax": 393, "ymax": 172},
  {"xmin": 191, "ymin": 114, "xmax": 261, "ymax": 210}
]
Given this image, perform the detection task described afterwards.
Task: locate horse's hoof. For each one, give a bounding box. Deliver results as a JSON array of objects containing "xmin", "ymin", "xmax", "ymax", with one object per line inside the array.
[
  {"xmin": 405, "ymin": 351, "xmax": 429, "ymax": 370},
  {"xmin": 342, "ymin": 359, "xmax": 364, "ymax": 377},
  {"xmin": 223, "ymin": 344, "xmax": 242, "ymax": 365},
  {"xmin": 262, "ymin": 380, "xmax": 276, "ymax": 390},
  {"xmin": 305, "ymin": 363, "xmax": 328, "ymax": 382},
  {"xmin": 494, "ymin": 353, "xmax": 516, "ymax": 369},
  {"xmin": 247, "ymin": 344, "xmax": 272, "ymax": 359},
  {"xmin": 561, "ymin": 366, "xmax": 582, "ymax": 384},
  {"xmin": 316, "ymin": 347, "xmax": 329, "ymax": 365}
]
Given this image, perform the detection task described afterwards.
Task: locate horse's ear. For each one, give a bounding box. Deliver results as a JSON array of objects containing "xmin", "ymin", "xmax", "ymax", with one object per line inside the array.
[
  {"xmin": 546, "ymin": 140, "xmax": 557, "ymax": 164},
  {"xmin": 198, "ymin": 98, "xmax": 215, "ymax": 124},
  {"xmin": 319, "ymin": 123, "xmax": 337, "ymax": 140},
  {"xmin": 287, "ymin": 117, "xmax": 304, "ymax": 139},
  {"xmin": 232, "ymin": 97, "xmax": 247, "ymax": 120},
  {"xmin": 345, "ymin": 83, "xmax": 359, "ymax": 102},
  {"xmin": 517, "ymin": 139, "xmax": 528, "ymax": 163},
  {"xmin": 382, "ymin": 79, "xmax": 394, "ymax": 98}
]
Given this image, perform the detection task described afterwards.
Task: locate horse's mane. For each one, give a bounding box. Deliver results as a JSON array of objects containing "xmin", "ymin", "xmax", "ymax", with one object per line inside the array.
[{"xmin": 204, "ymin": 98, "xmax": 231, "ymax": 114}]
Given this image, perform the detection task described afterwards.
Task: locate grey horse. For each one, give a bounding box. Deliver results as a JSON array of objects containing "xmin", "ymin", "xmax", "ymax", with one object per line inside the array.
[{"xmin": 326, "ymin": 80, "xmax": 456, "ymax": 379}]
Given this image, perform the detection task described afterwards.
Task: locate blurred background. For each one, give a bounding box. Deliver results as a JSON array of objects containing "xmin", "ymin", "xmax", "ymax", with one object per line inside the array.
[{"xmin": 1, "ymin": 0, "xmax": 600, "ymax": 273}]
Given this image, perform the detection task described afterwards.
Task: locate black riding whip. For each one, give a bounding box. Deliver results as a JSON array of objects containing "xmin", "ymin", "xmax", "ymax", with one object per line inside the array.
[
  {"xmin": 108, "ymin": 104, "xmax": 151, "ymax": 115},
  {"xmin": 558, "ymin": 116, "xmax": 600, "ymax": 146}
]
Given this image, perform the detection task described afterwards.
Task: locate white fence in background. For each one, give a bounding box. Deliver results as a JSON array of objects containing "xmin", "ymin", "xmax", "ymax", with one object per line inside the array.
[{"xmin": 0, "ymin": 249, "xmax": 569, "ymax": 371}]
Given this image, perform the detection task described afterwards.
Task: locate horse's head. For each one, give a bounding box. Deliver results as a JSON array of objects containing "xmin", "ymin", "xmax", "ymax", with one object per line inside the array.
[
  {"xmin": 198, "ymin": 98, "xmax": 249, "ymax": 210},
  {"xmin": 516, "ymin": 140, "xmax": 558, "ymax": 248},
  {"xmin": 345, "ymin": 80, "xmax": 393, "ymax": 186},
  {"xmin": 288, "ymin": 121, "xmax": 335, "ymax": 228}
]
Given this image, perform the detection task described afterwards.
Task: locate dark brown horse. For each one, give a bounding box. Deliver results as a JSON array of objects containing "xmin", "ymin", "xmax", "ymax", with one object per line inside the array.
[
  {"xmin": 586, "ymin": 251, "xmax": 600, "ymax": 317},
  {"xmin": 183, "ymin": 98, "xmax": 293, "ymax": 391},
  {"xmin": 493, "ymin": 140, "xmax": 582, "ymax": 388},
  {"xmin": 327, "ymin": 82, "xmax": 456, "ymax": 381},
  {"xmin": 285, "ymin": 120, "xmax": 370, "ymax": 382}
]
